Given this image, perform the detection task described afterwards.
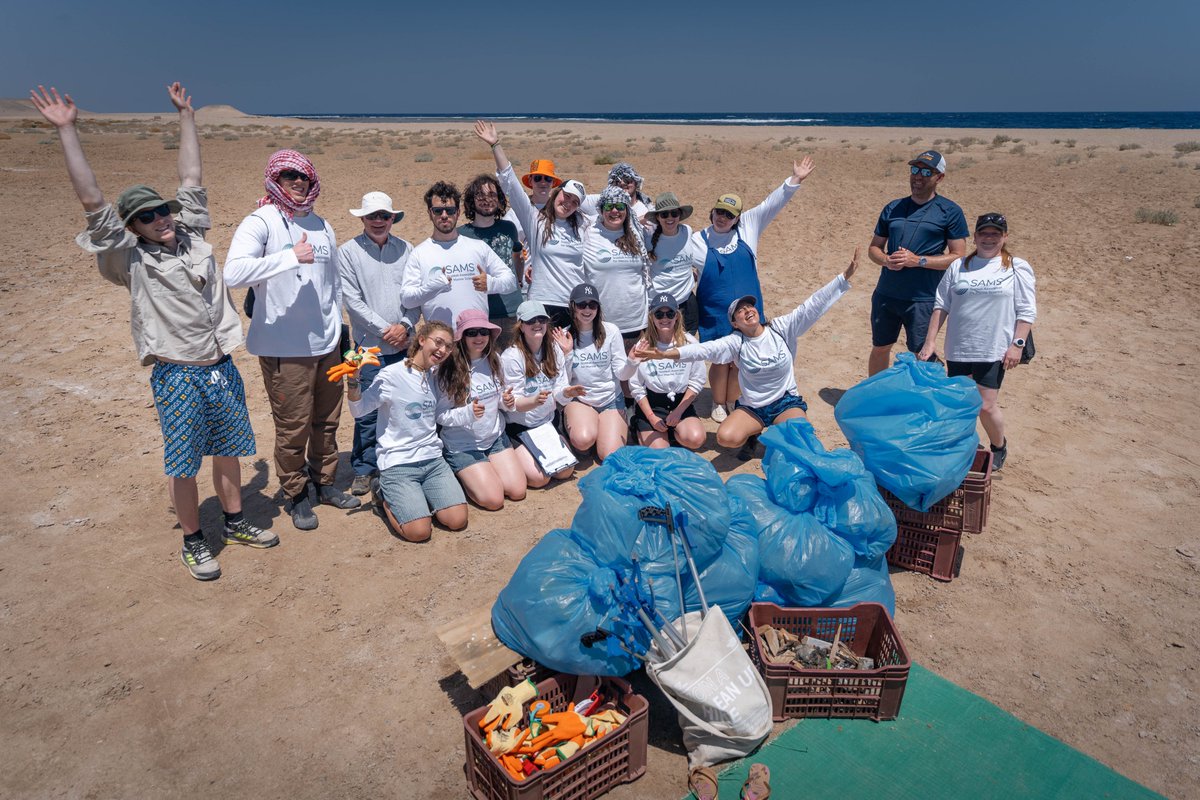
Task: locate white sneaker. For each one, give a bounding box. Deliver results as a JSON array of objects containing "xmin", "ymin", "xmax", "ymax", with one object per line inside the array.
[{"xmin": 711, "ymin": 403, "xmax": 728, "ymax": 422}]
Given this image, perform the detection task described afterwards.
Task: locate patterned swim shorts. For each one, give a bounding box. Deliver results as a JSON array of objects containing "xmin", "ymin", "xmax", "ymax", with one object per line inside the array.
[{"xmin": 151, "ymin": 356, "xmax": 256, "ymax": 478}]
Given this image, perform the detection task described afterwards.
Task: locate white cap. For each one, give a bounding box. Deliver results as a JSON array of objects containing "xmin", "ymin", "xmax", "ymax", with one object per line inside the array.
[
  {"xmin": 350, "ymin": 191, "xmax": 404, "ymax": 221},
  {"xmin": 561, "ymin": 180, "xmax": 586, "ymax": 202}
]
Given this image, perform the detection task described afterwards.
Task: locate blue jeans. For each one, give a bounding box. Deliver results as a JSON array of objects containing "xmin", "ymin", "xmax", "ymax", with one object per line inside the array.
[{"xmin": 351, "ymin": 352, "xmax": 406, "ymax": 477}]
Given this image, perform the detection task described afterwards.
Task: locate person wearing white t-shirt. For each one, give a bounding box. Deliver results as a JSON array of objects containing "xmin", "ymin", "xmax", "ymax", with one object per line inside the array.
[
  {"xmin": 644, "ymin": 192, "xmax": 702, "ymax": 332},
  {"xmin": 635, "ymin": 251, "xmax": 858, "ymax": 460},
  {"xmin": 584, "ymin": 185, "xmax": 650, "ymax": 342},
  {"xmin": 401, "ymin": 181, "xmax": 517, "ymax": 328},
  {"xmin": 581, "ymin": 161, "xmax": 652, "ymax": 224},
  {"xmin": 919, "ymin": 213, "xmax": 1036, "ymax": 471},
  {"xmin": 626, "ymin": 294, "xmax": 707, "ymax": 451}
]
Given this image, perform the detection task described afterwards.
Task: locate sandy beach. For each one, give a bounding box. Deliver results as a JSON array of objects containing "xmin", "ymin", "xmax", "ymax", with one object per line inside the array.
[{"xmin": 1, "ymin": 103, "xmax": 1198, "ymax": 798}]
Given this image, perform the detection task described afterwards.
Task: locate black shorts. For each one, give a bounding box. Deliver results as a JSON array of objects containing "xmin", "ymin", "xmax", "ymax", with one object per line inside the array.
[
  {"xmin": 871, "ymin": 291, "xmax": 934, "ymax": 351},
  {"xmin": 631, "ymin": 390, "xmax": 699, "ymax": 433},
  {"xmin": 681, "ymin": 292, "xmax": 700, "ymax": 334},
  {"xmin": 947, "ymin": 360, "xmax": 1005, "ymax": 390}
]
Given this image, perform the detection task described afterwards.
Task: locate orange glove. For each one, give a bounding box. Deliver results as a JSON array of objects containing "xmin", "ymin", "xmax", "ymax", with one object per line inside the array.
[
  {"xmin": 533, "ymin": 738, "xmax": 582, "ymax": 769},
  {"xmin": 479, "ymin": 678, "xmax": 538, "ymax": 733},
  {"xmin": 499, "ymin": 754, "xmax": 525, "ymax": 782},
  {"xmin": 325, "ymin": 346, "xmax": 382, "ymax": 382},
  {"xmin": 522, "ymin": 711, "xmax": 588, "ymax": 752}
]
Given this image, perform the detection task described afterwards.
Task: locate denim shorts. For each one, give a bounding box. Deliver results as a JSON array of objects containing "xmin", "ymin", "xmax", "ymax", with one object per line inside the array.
[
  {"xmin": 151, "ymin": 356, "xmax": 255, "ymax": 478},
  {"xmin": 736, "ymin": 392, "xmax": 809, "ymax": 427},
  {"xmin": 378, "ymin": 456, "xmax": 466, "ymax": 524},
  {"xmin": 444, "ymin": 431, "xmax": 513, "ymax": 473},
  {"xmin": 571, "ymin": 396, "xmax": 626, "ymax": 413},
  {"xmin": 870, "ymin": 291, "xmax": 935, "ymax": 351}
]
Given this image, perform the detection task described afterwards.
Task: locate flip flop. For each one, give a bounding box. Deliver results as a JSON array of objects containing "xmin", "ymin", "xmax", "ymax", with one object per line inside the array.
[
  {"xmin": 688, "ymin": 765, "xmax": 719, "ymax": 800},
  {"xmin": 740, "ymin": 763, "xmax": 770, "ymax": 799}
]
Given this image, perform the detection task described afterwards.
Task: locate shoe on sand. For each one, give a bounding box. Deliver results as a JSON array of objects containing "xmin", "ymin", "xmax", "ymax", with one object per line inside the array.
[
  {"xmin": 289, "ymin": 492, "xmax": 318, "ymax": 531},
  {"xmin": 181, "ymin": 535, "xmax": 220, "ymax": 581},
  {"xmin": 319, "ymin": 484, "xmax": 362, "ymax": 509},
  {"xmin": 351, "ymin": 474, "xmax": 372, "ymax": 496},
  {"xmin": 741, "ymin": 763, "xmax": 770, "ymax": 799},
  {"xmin": 990, "ymin": 439, "xmax": 1008, "ymax": 471},
  {"xmin": 711, "ymin": 403, "xmax": 728, "ymax": 423},
  {"xmin": 221, "ymin": 517, "xmax": 279, "ymax": 549}
]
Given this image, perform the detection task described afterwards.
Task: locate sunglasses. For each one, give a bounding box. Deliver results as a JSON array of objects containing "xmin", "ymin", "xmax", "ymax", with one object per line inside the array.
[
  {"xmin": 574, "ymin": 301, "xmax": 599, "ymax": 310},
  {"xmin": 653, "ymin": 309, "xmax": 677, "ymax": 320},
  {"xmin": 602, "ymin": 202, "xmax": 628, "ymax": 212},
  {"xmin": 910, "ymin": 166, "xmax": 935, "ymax": 177},
  {"xmin": 430, "ymin": 206, "xmax": 459, "ymax": 216},
  {"xmin": 463, "ymin": 328, "xmax": 492, "ymax": 338},
  {"xmin": 364, "ymin": 211, "xmax": 394, "ymax": 221},
  {"xmin": 133, "ymin": 204, "xmax": 172, "ymax": 225},
  {"xmin": 277, "ymin": 169, "xmax": 310, "ymax": 182},
  {"xmin": 657, "ymin": 209, "xmax": 682, "ymax": 219},
  {"xmin": 712, "ymin": 209, "xmax": 736, "ymax": 220},
  {"xmin": 524, "ymin": 316, "xmax": 550, "ymax": 325},
  {"xmin": 530, "ymin": 174, "xmax": 555, "ymax": 184},
  {"xmin": 976, "ymin": 213, "xmax": 1007, "ymax": 229}
]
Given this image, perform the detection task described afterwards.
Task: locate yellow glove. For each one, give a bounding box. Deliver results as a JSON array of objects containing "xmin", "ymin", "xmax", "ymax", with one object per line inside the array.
[
  {"xmin": 479, "ymin": 678, "xmax": 538, "ymax": 733},
  {"xmin": 587, "ymin": 708, "xmax": 627, "ymax": 736},
  {"xmin": 485, "ymin": 726, "xmax": 528, "ymax": 755}
]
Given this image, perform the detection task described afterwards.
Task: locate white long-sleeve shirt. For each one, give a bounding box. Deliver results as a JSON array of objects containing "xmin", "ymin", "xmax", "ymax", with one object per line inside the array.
[
  {"xmin": 224, "ymin": 205, "xmax": 341, "ymax": 357},
  {"xmin": 436, "ymin": 358, "xmax": 507, "ymax": 453},
  {"xmin": 630, "ymin": 335, "xmax": 706, "ymax": 401},
  {"xmin": 585, "ymin": 221, "xmax": 649, "ymax": 333},
  {"xmin": 500, "ymin": 344, "xmax": 569, "ymax": 428},
  {"xmin": 690, "ymin": 180, "xmax": 801, "ymax": 278},
  {"xmin": 348, "ymin": 361, "xmax": 467, "ymax": 468},
  {"xmin": 934, "ymin": 255, "xmax": 1037, "ymax": 361},
  {"xmin": 401, "ymin": 235, "xmax": 516, "ymax": 327},
  {"xmin": 497, "ymin": 164, "xmax": 588, "ymax": 305},
  {"xmin": 565, "ymin": 321, "xmax": 628, "ymax": 409},
  {"xmin": 677, "ymin": 274, "xmax": 849, "ymax": 408},
  {"xmin": 645, "ymin": 223, "xmax": 701, "ymax": 302}
]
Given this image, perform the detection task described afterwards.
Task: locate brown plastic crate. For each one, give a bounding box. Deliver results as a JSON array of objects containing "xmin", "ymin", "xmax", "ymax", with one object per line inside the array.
[
  {"xmin": 463, "ymin": 674, "xmax": 648, "ymax": 800},
  {"xmin": 478, "ymin": 659, "xmax": 556, "ymax": 704},
  {"xmin": 880, "ymin": 447, "xmax": 993, "ymax": 534},
  {"xmin": 747, "ymin": 602, "xmax": 911, "ymax": 722},
  {"xmin": 887, "ymin": 521, "xmax": 964, "ymax": 581}
]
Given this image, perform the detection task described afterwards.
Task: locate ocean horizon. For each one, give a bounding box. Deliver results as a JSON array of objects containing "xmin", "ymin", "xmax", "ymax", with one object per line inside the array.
[{"xmin": 265, "ymin": 111, "xmax": 1200, "ymax": 130}]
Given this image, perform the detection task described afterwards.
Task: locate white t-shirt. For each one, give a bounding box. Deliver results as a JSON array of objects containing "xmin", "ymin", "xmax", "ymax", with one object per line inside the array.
[
  {"xmin": 935, "ymin": 255, "xmax": 1037, "ymax": 362},
  {"xmin": 566, "ymin": 321, "xmax": 628, "ymax": 409},
  {"xmin": 436, "ymin": 357, "xmax": 507, "ymax": 453},
  {"xmin": 582, "ymin": 193, "xmax": 650, "ymax": 223},
  {"xmin": 401, "ymin": 235, "xmax": 516, "ymax": 327},
  {"xmin": 500, "ymin": 344, "xmax": 568, "ymax": 428},
  {"xmin": 585, "ymin": 222, "xmax": 649, "ymax": 333},
  {"xmin": 689, "ymin": 180, "xmax": 801, "ymax": 278},
  {"xmin": 630, "ymin": 335, "xmax": 706, "ymax": 401},
  {"xmin": 677, "ymin": 275, "xmax": 849, "ymax": 408},
  {"xmin": 348, "ymin": 361, "xmax": 462, "ymax": 468},
  {"xmin": 645, "ymin": 224, "xmax": 700, "ymax": 301},
  {"xmin": 497, "ymin": 164, "xmax": 587, "ymax": 306}
]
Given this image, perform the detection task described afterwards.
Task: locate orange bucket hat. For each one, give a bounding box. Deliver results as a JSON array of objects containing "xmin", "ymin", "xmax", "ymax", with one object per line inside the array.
[{"xmin": 521, "ymin": 159, "xmax": 563, "ymax": 189}]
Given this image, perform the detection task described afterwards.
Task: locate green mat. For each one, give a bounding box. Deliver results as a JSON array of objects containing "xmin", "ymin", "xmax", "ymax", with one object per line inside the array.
[{"xmin": 699, "ymin": 663, "xmax": 1162, "ymax": 800}]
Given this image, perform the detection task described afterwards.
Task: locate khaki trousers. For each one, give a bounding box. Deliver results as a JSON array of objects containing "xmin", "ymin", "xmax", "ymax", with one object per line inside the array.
[{"xmin": 259, "ymin": 349, "xmax": 344, "ymax": 498}]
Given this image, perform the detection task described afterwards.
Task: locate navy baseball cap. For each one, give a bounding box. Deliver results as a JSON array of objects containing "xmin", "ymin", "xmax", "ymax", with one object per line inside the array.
[
  {"xmin": 569, "ymin": 283, "xmax": 600, "ymax": 304},
  {"xmin": 908, "ymin": 150, "xmax": 947, "ymax": 174},
  {"xmin": 649, "ymin": 292, "xmax": 678, "ymax": 311}
]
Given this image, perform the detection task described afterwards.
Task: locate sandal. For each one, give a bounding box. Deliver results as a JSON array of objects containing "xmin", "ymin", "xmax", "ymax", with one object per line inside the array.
[
  {"xmin": 688, "ymin": 765, "xmax": 720, "ymax": 800},
  {"xmin": 740, "ymin": 763, "xmax": 770, "ymax": 800}
]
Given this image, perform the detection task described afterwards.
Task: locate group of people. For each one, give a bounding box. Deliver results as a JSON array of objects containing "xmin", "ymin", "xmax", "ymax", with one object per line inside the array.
[{"xmin": 32, "ymin": 83, "xmax": 1037, "ymax": 582}]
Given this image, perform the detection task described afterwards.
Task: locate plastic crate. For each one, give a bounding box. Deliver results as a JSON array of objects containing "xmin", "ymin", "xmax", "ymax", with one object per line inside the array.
[
  {"xmin": 747, "ymin": 602, "xmax": 911, "ymax": 722},
  {"xmin": 880, "ymin": 447, "xmax": 993, "ymax": 534},
  {"xmin": 463, "ymin": 674, "xmax": 648, "ymax": 800},
  {"xmin": 887, "ymin": 521, "xmax": 964, "ymax": 581},
  {"xmin": 478, "ymin": 659, "xmax": 557, "ymax": 704}
]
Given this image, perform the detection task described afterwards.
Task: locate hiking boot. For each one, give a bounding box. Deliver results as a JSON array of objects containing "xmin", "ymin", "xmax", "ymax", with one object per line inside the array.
[
  {"xmin": 221, "ymin": 517, "xmax": 279, "ymax": 549},
  {"xmin": 990, "ymin": 439, "xmax": 1008, "ymax": 471},
  {"xmin": 350, "ymin": 474, "xmax": 372, "ymax": 496},
  {"xmin": 711, "ymin": 403, "xmax": 728, "ymax": 423},
  {"xmin": 289, "ymin": 492, "xmax": 318, "ymax": 530},
  {"xmin": 319, "ymin": 484, "xmax": 362, "ymax": 509},
  {"xmin": 736, "ymin": 434, "xmax": 760, "ymax": 462},
  {"xmin": 181, "ymin": 535, "xmax": 221, "ymax": 581}
]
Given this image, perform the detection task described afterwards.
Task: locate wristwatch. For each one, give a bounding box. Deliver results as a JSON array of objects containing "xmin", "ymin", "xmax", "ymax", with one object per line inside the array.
[
  {"xmin": 1012, "ymin": 338, "xmax": 1026, "ymax": 347},
  {"xmin": 917, "ymin": 257, "xmax": 928, "ymax": 267}
]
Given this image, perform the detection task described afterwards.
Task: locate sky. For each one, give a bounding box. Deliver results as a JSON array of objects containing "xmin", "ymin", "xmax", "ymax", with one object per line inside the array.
[{"xmin": 3, "ymin": 0, "xmax": 1196, "ymax": 114}]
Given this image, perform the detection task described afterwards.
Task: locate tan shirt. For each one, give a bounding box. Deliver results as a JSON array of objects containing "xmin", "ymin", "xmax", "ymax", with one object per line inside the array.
[{"xmin": 75, "ymin": 186, "xmax": 244, "ymax": 366}]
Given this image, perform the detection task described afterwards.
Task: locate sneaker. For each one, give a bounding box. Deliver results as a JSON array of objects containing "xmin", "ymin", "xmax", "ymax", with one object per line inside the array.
[
  {"xmin": 181, "ymin": 536, "xmax": 221, "ymax": 581},
  {"xmin": 711, "ymin": 403, "xmax": 728, "ymax": 423},
  {"xmin": 319, "ymin": 484, "xmax": 362, "ymax": 509},
  {"xmin": 990, "ymin": 439, "xmax": 1008, "ymax": 471},
  {"xmin": 350, "ymin": 474, "xmax": 372, "ymax": 496},
  {"xmin": 289, "ymin": 492, "xmax": 318, "ymax": 530},
  {"xmin": 221, "ymin": 517, "xmax": 279, "ymax": 549},
  {"xmin": 736, "ymin": 435, "xmax": 760, "ymax": 462}
]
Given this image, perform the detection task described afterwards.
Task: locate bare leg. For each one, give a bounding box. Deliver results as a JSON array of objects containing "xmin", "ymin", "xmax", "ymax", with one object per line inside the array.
[
  {"xmin": 456, "ymin": 462, "xmax": 507, "ymax": 511},
  {"xmin": 772, "ymin": 407, "xmax": 808, "ymax": 425},
  {"xmin": 868, "ymin": 345, "xmax": 893, "ymax": 376},
  {"xmin": 564, "ymin": 402, "xmax": 600, "ymax": 454},
  {"xmin": 638, "ymin": 429, "xmax": 670, "ymax": 448},
  {"xmin": 168, "ymin": 476, "xmax": 201, "ymax": 533},
  {"xmin": 716, "ymin": 408, "xmax": 765, "ymax": 449},
  {"xmin": 211, "ymin": 455, "xmax": 242, "ymax": 514},
  {"xmin": 672, "ymin": 418, "xmax": 707, "ymax": 450},
  {"xmin": 709, "ymin": 363, "xmax": 731, "ymax": 407},
  {"xmin": 434, "ymin": 503, "xmax": 469, "ymax": 531},
  {"xmin": 487, "ymin": 448, "xmax": 528, "ymax": 501},
  {"xmin": 596, "ymin": 409, "xmax": 630, "ymax": 461},
  {"xmin": 513, "ymin": 445, "xmax": 551, "ymax": 487},
  {"xmin": 977, "ymin": 386, "xmax": 1005, "ymax": 447},
  {"xmin": 726, "ymin": 363, "xmax": 741, "ymax": 405}
]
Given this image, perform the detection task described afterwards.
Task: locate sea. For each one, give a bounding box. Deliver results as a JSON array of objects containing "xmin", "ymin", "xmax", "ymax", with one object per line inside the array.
[{"xmin": 268, "ymin": 112, "xmax": 1200, "ymax": 130}]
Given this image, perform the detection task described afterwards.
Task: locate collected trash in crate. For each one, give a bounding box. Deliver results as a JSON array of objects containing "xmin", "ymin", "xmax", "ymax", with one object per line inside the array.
[{"xmin": 757, "ymin": 623, "xmax": 875, "ymax": 671}]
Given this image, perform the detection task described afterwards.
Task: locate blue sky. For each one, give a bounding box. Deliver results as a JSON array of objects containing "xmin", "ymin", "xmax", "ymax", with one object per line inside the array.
[{"xmin": 4, "ymin": 0, "xmax": 1196, "ymax": 113}]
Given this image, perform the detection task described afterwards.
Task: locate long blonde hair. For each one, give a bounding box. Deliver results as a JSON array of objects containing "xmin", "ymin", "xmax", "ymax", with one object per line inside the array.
[
  {"xmin": 637, "ymin": 306, "xmax": 686, "ymax": 349},
  {"xmin": 966, "ymin": 244, "xmax": 1014, "ymax": 270}
]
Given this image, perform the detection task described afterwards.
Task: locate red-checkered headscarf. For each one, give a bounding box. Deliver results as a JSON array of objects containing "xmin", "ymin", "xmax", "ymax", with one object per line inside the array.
[{"xmin": 258, "ymin": 149, "xmax": 321, "ymax": 218}]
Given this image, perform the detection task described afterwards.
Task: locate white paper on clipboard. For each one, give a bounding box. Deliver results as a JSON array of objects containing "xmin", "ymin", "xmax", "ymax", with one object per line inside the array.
[{"xmin": 519, "ymin": 422, "xmax": 577, "ymax": 474}]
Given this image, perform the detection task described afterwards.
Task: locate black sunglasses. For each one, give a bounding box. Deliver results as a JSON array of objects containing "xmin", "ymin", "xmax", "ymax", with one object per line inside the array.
[
  {"xmin": 524, "ymin": 316, "xmax": 550, "ymax": 324},
  {"xmin": 463, "ymin": 327, "xmax": 492, "ymax": 338},
  {"xmin": 430, "ymin": 206, "xmax": 458, "ymax": 216},
  {"xmin": 277, "ymin": 169, "xmax": 310, "ymax": 182},
  {"xmin": 134, "ymin": 204, "xmax": 172, "ymax": 225},
  {"xmin": 530, "ymin": 174, "xmax": 555, "ymax": 183},
  {"xmin": 364, "ymin": 211, "xmax": 394, "ymax": 221},
  {"xmin": 910, "ymin": 166, "xmax": 935, "ymax": 177},
  {"xmin": 712, "ymin": 209, "xmax": 736, "ymax": 220},
  {"xmin": 657, "ymin": 209, "xmax": 682, "ymax": 219},
  {"xmin": 574, "ymin": 301, "xmax": 599, "ymax": 310},
  {"xmin": 653, "ymin": 309, "xmax": 677, "ymax": 320}
]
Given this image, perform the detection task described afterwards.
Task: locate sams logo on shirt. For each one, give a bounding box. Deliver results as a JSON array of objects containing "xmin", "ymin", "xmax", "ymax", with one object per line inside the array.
[
  {"xmin": 404, "ymin": 400, "xmax": 433, "ymax": 420},
  {"xmin": 445, "ymin": 262, "xmax": 480, "ymax": 279}
]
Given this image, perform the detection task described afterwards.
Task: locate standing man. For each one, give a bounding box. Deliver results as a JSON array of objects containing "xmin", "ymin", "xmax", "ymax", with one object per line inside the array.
[
  {"xmin": 31, "ymin": 83, "xmax": 276, "ymax": 581},
  {"xmin": 401, "ymin": 181, "xmax": 517, "ymax": 328},
  {"xmin": 459, "ymin": 174, "xmax": 525, "ymax": 349},
  {"xmin": 866, "ymin": 150, "xmax": 968, "ymax": 375},
  {"xmin": 339, "ymin": 192, "xmax": 419, "ymax": 496}
]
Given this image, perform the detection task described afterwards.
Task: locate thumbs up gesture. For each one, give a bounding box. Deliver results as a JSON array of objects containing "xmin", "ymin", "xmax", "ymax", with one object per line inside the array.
[
  {"xmin": 293, "ymin": 232, "xmax": 314, "ymax": 264},
  {"xmin": 502, "ymin": 386, "xmax": 515, "ymax": 410},
  {"xmin": 472, "ymin": 263, "xmax": 488, "ymax": 292},
  {"xmin": 472, "ymin": 396, "xmax": 485, "ymax": 419}
]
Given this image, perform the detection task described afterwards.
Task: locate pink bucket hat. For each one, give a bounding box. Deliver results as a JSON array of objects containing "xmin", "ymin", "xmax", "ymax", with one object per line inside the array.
[{"xmin": 454, "ymin": 307, "xmax": 502, "ymax": 341}]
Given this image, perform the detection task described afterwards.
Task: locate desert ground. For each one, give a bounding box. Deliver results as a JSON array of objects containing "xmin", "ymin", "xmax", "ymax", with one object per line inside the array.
[{"xmin": 1, "ymin": 103, "xmax": 1198, "ymax": 798}]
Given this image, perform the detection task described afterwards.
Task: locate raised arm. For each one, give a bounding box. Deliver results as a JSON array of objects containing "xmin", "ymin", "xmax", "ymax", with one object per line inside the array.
[
  {"xmin": 30, "ymin": 86, "xmax": 103, "ymax": 211},
  {"xmin": 738, "ymin": 157, "xmax": 814, "ymax": 247},
  {"xmin": 167, "ymin": 82, "xmax": 201, "ymax": 187},
  {"xmin": 474, "ymin": 120, "xmax": 511, "ymax": 174}
]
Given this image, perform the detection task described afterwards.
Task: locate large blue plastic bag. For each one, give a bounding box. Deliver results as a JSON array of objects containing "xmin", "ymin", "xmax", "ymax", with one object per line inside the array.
[
  {"xmin": 761, "ymin": 420, "xmax": 897, "ymax": 559},
  {"xmin": 834, "ymin": 352, "xmax": 981, "ymax": 511},
  {"xmin": 680, "ymin": 494, "xmax": 760, "ymax": 627},
  {"xmin": 726, "ymin": 475, "xmax": 853, "ymax": 606},
  {"xmin": 824, "ymin": 554, "xmax": 896, "ymax": 616},
  {"xmin": 492, "ymin": 530, "xmax": 636, "ymax": 676},
  {"xmin": 572, "ymin": 447, "xmax": 729, "ymax": 579}
]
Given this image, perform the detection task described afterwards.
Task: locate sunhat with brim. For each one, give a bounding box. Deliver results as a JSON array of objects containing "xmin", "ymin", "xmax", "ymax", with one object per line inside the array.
[
  {"xmin": 350, "ymin": 191, "xmax": 404, "ymax": 222},
  {"xmin": 650, "ymin": 292, "xmax": 679, "ymax": 312},
  {"xmin": 646, "ymin": 192, "xmax": 693, "ymax": 222},
  {"xmin": 454, "ymin": 308, "xmax": 501, "ymax": 341},
  {"xmin": 117, "ymin": 185, "xmax": 182, "ymax": 226},
  {"xmin": 712, "ymin": 193, "xmax": 744, "ymax": 217},
  {"xmin": 516, "ymin": 300, "xmax": 550, "ymax": 322},
  {"xmin": 727, "ymin": 294, "xmax": 759, "ymax": 325},
  {"xmin": 522, "ymin": 159, "xmax": 562, "ymax": 189}
]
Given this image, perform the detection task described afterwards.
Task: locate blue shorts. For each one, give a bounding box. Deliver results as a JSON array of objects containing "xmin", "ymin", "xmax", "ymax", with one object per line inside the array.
[
  {"xmin": 736, "ymin": 392, "xmax": 808, "ymax": 427},
  {"xmin": 871, "ymin": 291, "xmax": 935, "ymax": 351},
  {"xmin": 378, "ymin": 456, "xmax": 466, "ymax": 524},
  {"xmin": 151, "ymin": 356, "xmax": 256, "ymax": 478},
  {"xmin": 444, "ymin": 431, "xmax": 513, "ymax": 473},
  {"xmin": 571, "ymin": 396, "xmax": 626, "ymax": 413}
]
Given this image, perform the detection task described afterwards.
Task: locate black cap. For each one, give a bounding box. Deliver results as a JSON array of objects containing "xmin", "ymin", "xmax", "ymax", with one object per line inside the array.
[
  {"xmin": 975, "ymin": 212, "xmax": 1008, "ymax": 232},
  {"xmin": 649, "ymin": 292, "xmax": 679, "ymax": 311},
  {"xmin": 569, "ymin": 283, "xmax": 600, "ymax": 304}
]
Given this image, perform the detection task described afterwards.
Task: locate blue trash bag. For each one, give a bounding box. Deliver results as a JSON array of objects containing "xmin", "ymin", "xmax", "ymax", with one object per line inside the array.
[
  {"xmin": 754, "ymin": 583, "xmax": 788, "ymax": 604},
  {"xmin": 824, "ymin": 554, "xmax": 896, "ymax": 616},
  {"xmin": 492, "ymin": 529, "xmax": 637, "ymax": 676},
  {"xmin": 679, "ymin": 494, "xmax": 760, "ymax": 627},
  {"xmin": 572, "ymin": 447, "xmax": 729, "ymax": 580},
  {"xmin": 834, "ymin": 352, "xmax": 982, "ymax": 511},
  {"xmin": 726, "ymin": 475, "xmax": 854, "ymax": 607},
  {"xmin": 761, "ymin": 420, "xmax": 897, "ymax": 559}
]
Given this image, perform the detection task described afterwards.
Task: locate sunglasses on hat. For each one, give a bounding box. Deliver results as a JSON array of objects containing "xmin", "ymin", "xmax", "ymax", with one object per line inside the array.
[{"xmin": 133, "ymin": 204, "xmax": 172, "ymax": 225}]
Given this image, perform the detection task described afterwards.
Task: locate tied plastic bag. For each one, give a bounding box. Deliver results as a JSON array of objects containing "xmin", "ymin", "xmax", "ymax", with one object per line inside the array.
[
  {"xmin": 727, "ymin": 475, "xmax": 853, "ymax": 606},
  {"xmin": 825, "ymin": 554, "xmax": 896, "ymax": 616},
  {"xmin": 680, "ymin": 494, "xmax": 760, "ymax": 626},
  {"xmin": 761, "ymin": 420, "xmax": 896, "ymax": 560},
  {"xmin": 835, "ymin": 352, "xmax": 982, "ymax": 511}
]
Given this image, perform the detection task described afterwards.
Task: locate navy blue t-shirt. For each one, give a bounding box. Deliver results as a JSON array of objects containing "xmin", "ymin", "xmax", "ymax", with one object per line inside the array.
[
  {"xmin": 873, "ymin": 195, "xmax": 968, "ymax": 301},
  {"xmin": 459, "ymin": 220, "xmax": 525, "ymax": 317}
]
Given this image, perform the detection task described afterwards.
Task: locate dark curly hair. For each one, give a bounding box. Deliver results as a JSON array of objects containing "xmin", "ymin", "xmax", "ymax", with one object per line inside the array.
[
  {"xmin": 462, "ymin": 174, "xmax": 508, "ymax": 222},
  {"xmin": 423, "ymin": 181, "xmax": 461, "ymax": 209}
]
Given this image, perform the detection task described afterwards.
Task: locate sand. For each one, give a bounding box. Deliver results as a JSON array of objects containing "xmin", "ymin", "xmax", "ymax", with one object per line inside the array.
[{"xmin": 1, "ymin": 109, "xmax": 1198, "ymax": 799}]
